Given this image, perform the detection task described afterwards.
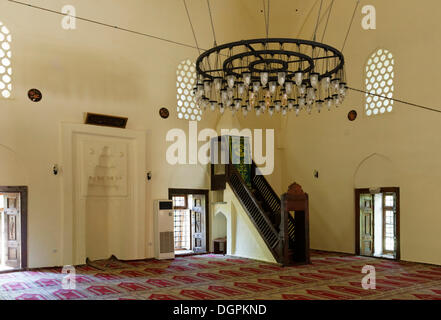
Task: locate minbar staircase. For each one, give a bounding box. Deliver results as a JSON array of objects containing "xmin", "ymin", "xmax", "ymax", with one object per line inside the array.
[{"xmin": 211, "ymin": 144, "xmax": 310, "ymax": 266}]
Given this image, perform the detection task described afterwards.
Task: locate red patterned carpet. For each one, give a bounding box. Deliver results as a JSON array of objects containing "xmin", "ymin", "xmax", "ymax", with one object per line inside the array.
[{"xmin": 1, "ymin": 251, "xmax": 441, "ymax": 300}]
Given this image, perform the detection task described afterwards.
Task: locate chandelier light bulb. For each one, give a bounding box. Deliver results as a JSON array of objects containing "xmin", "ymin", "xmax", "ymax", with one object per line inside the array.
[
  {"xmin": 316, "ymin": 100, "xmax": 324, "ymax": 113},
  {"xmin": 339, "ymin": 82, "xmax": 347, "ymax": 96},
  {"xmin": 259, "ymin": 100, "xmax": 266, "ymax": 112},
  {"xmin": 282, "ymin": 106, "xmax": 287, "ymax": 116},
  {"xmin": 281, "ymin": 91, "xmax": 288, "ymax": 106},
  {"xmin": 219, "ymin": 103, "xmax": 225, "ymax": 114},
  {"xmin": 298, "ymin": 96, "xmax": 306, "ymax": 108},
  {"xmin": 237, "ymin": 82, "xmax": 245, "ymax": 97},
  {"xmin": 274, "ymin": 100, "xmax": 281, "ymax": 113},
  {"xmin": 242, "ymin": 105, "xmax": 248, "ymax": 117},
  {"xmin": 310, "ymin": 73, "xmax": 319, "ymax": 89},
  {"xmin": 227, "ymin": 74, "xmax": 236, "ymax": 89},
  {"xmin": 227, "ymin": 87, "xmax": 234, "ymax": 99},
  {"xmin": 210, "ymin": 100, "xmax": 217, "ymax": 111},
  {"xmin": 331, "ymin": 78, "xmax": 340, "ymax": 92},
  {"xmin": 221, "ymin": 89, "xmax": 228, "ymax": 104},
  {"xmin": 234, "ymin": 98, "xmax": 241, "ymax": 110},
  {"xmin": 325, "ymin": 97, "xmax": 333, "ymax": 110},
  {"xmin": 285, "ymin": 81, "xmax": 293, "ymax": 95},
  {"xmin": 269, "ymin": 81, "xmax": 277, "ymax": 95},
  {"xmin": 295, "ymin": 104, "xmax": 300, "ymax": 116},
  {"xmin": 299, "ymin": 83, "xmax": 307, "ymax": 96},
  {"xmin": 202, "ymin": 97, "xmax": 209, "ymax": 110},
  {"xmin": 242, "ymin": 72, "xmax": 251, "ymax": 86},
  {"xmin": 278, "ymin": 72, "xmax": 286, "ymax": 86},
  {"xmin": 203, "ymin": 80, "xmax": 212, "ymax": 96},
  {"xmin": 307, "ymin": 104, "xmax": 312, "ymax": 114},
  {"xmin": 287, "ymin": 99, "xmax": 294, "ymax": 111},
  {"xmin": 196, "ymin": 84, "xmax": 204, "ymax": 98},
  {"xmin": 255, "ymin": 106, "xmax": 261, "ymax": 116},
  {"xmin": 260, "ymin": 72, "xmax": 269, "ymax": 86},
  {"xmin": 269, "ymin": 106, "xmax": 275, "ymax": 116},
  {"xmin": 214, "ymin": 77, "xmax": 222, "ymax": 92},
  {"xmin": 307, "ymin": 86, "xmax": 316, "ymax": 100},
  {"xmin": 252, "ymin": 81, "xmax": 260, "ymax": 93},
  {"xmin": 321, "ymin": 77, "xmax": 331, "ymax": 91},
  {"xmin": 249, "ymin": 91, "xmax": 256, "ymax": 105},
  {"xmin": 333, "ymin": 94, "xmax": 341, "ymax": 107},
  {"xmin": 295, "ymin": 71, "xmax": 303, "ymax": 86}
]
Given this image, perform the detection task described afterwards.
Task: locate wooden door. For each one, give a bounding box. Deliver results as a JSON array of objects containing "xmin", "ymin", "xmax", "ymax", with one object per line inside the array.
[
  {"xmin": 191, "ymin": 195, "xmax": 206, "ymax": 253},
  {"xmin": 359, "ymin": 193, "xmax": 374, "ymax": 256},
  {"xmin": 3, "ymin": 193, "xmax": 21, "ymax": 268}
]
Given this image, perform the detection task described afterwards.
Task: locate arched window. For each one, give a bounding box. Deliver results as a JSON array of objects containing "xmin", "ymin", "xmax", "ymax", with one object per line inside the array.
[
  {"xmin": 176, "ymin": 59, "xmax": 202, "ymax": 121},
  {"xmin": 0, "ymin": 21, "xmax": 11, "ymax": 98},
  {"xmin": 365, "ymin": 49, "xmax": 394, "ymax": 116}
]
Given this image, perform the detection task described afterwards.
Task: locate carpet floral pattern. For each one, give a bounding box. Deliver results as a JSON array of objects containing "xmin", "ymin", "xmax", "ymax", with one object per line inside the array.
[{"xmin": 1, "ymin": 251, "xmax": 441, "ymax": 300}]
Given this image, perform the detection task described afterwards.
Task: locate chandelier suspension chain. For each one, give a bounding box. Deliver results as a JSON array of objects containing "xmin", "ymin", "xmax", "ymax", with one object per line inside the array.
[
  {"xmin": 341, "ymin": 0, "xmax": 360, "ymax": 52},
  {"xmin": 183, "ymin": 0, "xmax": 201, "ymax": 55}
]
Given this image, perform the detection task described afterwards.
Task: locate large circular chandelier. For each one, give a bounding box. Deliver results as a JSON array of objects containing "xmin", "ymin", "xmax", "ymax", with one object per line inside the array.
[{"xmin": 194, "ymin": 38, "xmax": 347, "ymax": 117}]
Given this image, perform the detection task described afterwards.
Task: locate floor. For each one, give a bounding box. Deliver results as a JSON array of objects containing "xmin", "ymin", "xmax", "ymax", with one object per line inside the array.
[{"xmin": 0, "ymin": 251, "xmax": 441, "ymax": 300}]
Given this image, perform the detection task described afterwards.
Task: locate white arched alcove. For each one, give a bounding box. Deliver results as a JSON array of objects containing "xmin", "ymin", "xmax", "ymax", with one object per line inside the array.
[
  {"xmin": 213, "ymin": 211, "xmax": 227, "ymax": 240},
  {"xmin": 354, "ymin": 153, "xmax": 399, "ymax": 188},
  {"xmin": 212, "ymin": 204, "xmax": 233, "ymax": 255}
]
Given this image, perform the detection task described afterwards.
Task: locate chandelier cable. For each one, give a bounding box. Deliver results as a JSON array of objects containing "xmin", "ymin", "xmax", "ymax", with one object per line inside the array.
[
  {"xmin": 313, "ymin": 0, "xmax": 324, "ymax": 41},
  {"xmin": 206, "ymin": 0, "xmax": 217, "ymax": 46},
  {"xmin": 341, "ymin": 0, "xmax": 360, "ymax": 52},
  {"xmin": 7, "ymin": 0, "xmax": 202, "ymax": 50},
  {"xmin": 262, "ymin": 0, "xmax": 271, "ymax": 54},
  {"xmin": 348, "ymin": 87, "xmax": 441, "ymax": 114},
  {"xmin": 183, "ymin": 0, "xmax": 201, "ymax": 55},
  {"xmin": 321, "ymin": 0, "xmax": 335, "ymax": 42}
]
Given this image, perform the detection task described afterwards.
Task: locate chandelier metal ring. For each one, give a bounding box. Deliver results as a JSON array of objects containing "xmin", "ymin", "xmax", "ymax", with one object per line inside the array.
[
  {"xmin": 223, "ymin": 51, "xmax": 314, "ymax": 81},
  {"xmin": 196, "ymin": 38, "xmax": 344, "ymax": 80},
  {"xmin": 194, "ymin": 37, "xmax": 347, "ymax": 117}
]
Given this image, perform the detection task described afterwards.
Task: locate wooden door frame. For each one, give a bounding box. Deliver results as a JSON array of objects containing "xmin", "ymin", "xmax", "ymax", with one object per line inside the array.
[
  {"xmin": 355, "ymin": 187, "xmax": 400, "ymax": 260},
  {"xmin": 168, "ymin": 188, "xmax": 209, "ymax": 254},
  {"xmin": 0, "ymin": 186, "xmax": 28, "ymax": 270}
]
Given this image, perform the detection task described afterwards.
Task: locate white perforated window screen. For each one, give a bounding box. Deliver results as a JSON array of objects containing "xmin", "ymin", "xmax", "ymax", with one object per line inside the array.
[
  {"xmin": 0, "ymin": 21, "xmax": 11, "ymax": 99},
  {"xmin": 176, "ymin": 59, "xmax": 202, "ymax": 121},
  {"xmin": 365, "ymin": 49, "xmax": 394, "ymax": 116}
]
